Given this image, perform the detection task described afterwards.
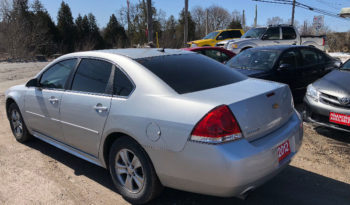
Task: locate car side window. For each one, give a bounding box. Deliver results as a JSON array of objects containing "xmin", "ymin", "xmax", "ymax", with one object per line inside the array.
[
  {"xmin": 227, "ymin": 30, "xmax": 242, "ymax": 38},
  {"xmin": 217, "ymin": 31, "xmax": 227, "ymax": 40},
  {"xmin": 279, "ymin": 50, "xmax": 298, "ymax": 67},
  {"xmin": 71, "ymin": 59, "xmax": 112, "ymax": 94},
  {"xmin": 40, "ymin": 59, "xmax": 77, "ymax": 89},
  {"xmin": 282, "ymin": 27, "xmax": 296, "ymax": 40},
  {"xmin": 113, "ymin": 67, "xmax": 134, "ymax": 96},
  {"xmin": 317, "ymin": 51, "xmax": 331, "ymax": 64},
  {"xmin": 300, "ymin": 49, "xmax": 318, "ymax": 66},
  {"xmin": 264, "ymin": 27, "xmax": 280, "ymax": 40}
]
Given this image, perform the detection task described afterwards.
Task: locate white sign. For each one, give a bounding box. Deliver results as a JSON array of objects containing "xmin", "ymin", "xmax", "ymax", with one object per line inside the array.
[{"xmin": 313, "ymin": 16, "xmax": 324, "ymax": 31}]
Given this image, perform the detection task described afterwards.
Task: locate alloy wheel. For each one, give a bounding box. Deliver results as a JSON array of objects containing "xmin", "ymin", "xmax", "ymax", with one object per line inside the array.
[
  {"xmin": 115, "ymin": 148, "xmax": 145, "ymax": 193},
  {"xmin": 11, "ymin": 110, "xmax": 23, "ymax": 138}
]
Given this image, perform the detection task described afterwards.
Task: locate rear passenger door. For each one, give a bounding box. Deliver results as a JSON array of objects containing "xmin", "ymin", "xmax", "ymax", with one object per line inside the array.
[
  {"xmin": 280, "ymin": 27, "xmax": 298, "ymax": 45},
  {"xmin": 298, "ymin": 48, "xmax": 322, "ymax": 87},
  {"xmin": 60, "ymin": 58, "xmax": 113, "ymax": 157}
]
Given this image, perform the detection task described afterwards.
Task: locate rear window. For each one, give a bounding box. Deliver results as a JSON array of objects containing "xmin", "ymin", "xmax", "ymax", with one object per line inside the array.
[{"xmin": 136, "ymin": 53, "xmax": 246, "ymax": 94}]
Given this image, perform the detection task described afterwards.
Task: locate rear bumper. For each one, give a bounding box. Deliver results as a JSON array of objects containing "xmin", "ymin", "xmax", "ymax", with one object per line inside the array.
[
  {"xmin": 304, "ymin": 96, "xmax": 350, "ymax": 132},
  {"xmin": 149, "ymin": 111, "xmax": 303, "ymax": 197}
]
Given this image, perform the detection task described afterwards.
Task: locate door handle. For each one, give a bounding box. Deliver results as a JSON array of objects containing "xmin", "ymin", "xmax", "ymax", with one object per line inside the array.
[
  {"xmin": 48, "ymin": 96, "xmax": 59, "ymax": 104},
  {"xmin": 93, "ymin": 103, "xmax": 108, "ymax": 113},
  {"xmin": 273, "ymin": 41, "xmax": 280, "ymax": 44}
]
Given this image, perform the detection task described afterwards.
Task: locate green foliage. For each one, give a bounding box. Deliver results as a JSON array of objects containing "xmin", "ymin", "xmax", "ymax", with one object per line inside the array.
[
  {"xmin": 57, "ymin": 1, "xmax": 76, "ymax": 53},
  {"xmin": 103, "ymin": 14, "xmax": 128, "ymax": 48}
]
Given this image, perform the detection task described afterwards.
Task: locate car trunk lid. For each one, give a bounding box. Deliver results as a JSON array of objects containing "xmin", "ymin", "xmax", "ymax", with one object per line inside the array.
[{"xmin": 182, "ymin": 78, "xmax": 294, "ymax": 142}]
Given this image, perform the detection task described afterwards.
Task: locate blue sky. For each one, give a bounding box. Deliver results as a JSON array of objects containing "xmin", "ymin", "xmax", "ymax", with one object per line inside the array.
[{"xmin": 37, "ymin": 0, "xmax": 350, "ymax": 32}]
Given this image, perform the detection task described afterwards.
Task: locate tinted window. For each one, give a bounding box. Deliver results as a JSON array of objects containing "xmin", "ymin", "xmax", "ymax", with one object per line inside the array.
[
  {"xmin": 264, "ymin": 27, "xmax": 280, "ymax": 40},
  {"xmin": 317, "ymin": 50, "xmax": 331, "ymax": 64},
  {"xmin": 300, "ymin": 49, "xmax": 318, "ymax": 66},
  {"xmin": 137, "ymin": 54, "xmax": 246, "ymax": 94},
  {"xmin": 40, "ymin": 59, "xmax": 77, "ymax": 89},
  {"xmin": 279, "ymin": 50, "xmax": 298, "ymax": 67},
  {"xmin": 282, "ymin": 27, "xmax": 296, "ymax": 40},
  {"xmin": 113, "ymin": 67, "xmax": 134, "ymax": 96},
  {"xmin": 218, "ymin": 30, "xmax": 242, "ymax": 39},
  {"xmin": 71, "ymin": 59, "xmax": 112, "ymax": 94},
  {"xmin": 200, "ymin": 50, "xmax": 230, "ymax": 63}
]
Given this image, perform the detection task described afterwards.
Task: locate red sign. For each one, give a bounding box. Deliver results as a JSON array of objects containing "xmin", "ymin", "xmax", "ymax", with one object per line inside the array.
[
  {"xmin": 277, "ymin": 140, "xmax": 291, "ymax": 162},
  {"xmin": 329, "ymin": 112, "xmax": 350, "ymax": 126}
]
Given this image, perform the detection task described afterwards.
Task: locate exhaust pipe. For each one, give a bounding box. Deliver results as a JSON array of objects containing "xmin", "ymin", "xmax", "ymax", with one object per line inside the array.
[{"xmin": 238, "ymin": 186, "xmax": 255, "ymax": 200}]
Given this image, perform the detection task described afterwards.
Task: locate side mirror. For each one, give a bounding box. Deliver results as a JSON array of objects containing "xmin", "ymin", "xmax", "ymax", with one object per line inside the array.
[
  {"xmin": 261, "ymin": 34, "xmax": 269, "ymax": 40},
  {"xmin": 277, "ymin": 64, "xmax": 292, "ymax": 71},
  {"xmin": 217, "ymin": 36, "xmax": 224, "ymax": 40},
  {"xmin": 26, "ymin": 78, "xmax": 40, "ymax": 87}
]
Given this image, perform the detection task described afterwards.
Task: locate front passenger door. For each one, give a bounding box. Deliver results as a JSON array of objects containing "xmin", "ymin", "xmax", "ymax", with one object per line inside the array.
[
  {"xmin": 24, "ymin": 59, "xmax": 77, "ymax": 142},
  {"xmin": 60, "ymin": 58, "xmax": 113, "ymax": 157},
  {"xmin": 261, "ymin": 27, "xmax": 281, "ymax": 46}
]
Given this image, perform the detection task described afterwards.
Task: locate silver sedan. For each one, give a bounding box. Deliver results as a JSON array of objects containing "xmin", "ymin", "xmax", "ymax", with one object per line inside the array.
[{"xmin": 5, "ymin": 48, "xmax": 303, "ymax": 204}]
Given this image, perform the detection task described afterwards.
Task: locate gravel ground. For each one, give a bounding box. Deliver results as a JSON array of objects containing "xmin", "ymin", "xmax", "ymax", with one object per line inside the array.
[{"xmin": 0, "ymin": 62, "xmax": 349, "ymax": 205}]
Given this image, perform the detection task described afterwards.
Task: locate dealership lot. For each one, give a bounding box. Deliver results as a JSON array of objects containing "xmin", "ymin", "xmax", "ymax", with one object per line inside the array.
[{"xmin": 0, "ymin": 62, "xmax": 349, "ymax": 204}]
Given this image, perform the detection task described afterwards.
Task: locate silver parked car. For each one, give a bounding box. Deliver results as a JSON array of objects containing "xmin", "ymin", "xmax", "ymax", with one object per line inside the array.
[
  {"xmin": 5, "ymin": 49, "xmax": 303, "ymax": 204},
  {"xmin": 304, "ymin": 59, "xmax": 350, "ymax": 132}
]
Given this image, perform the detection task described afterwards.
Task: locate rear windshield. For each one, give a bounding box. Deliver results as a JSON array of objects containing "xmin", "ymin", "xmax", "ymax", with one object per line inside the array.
[{"xmin": 136, "ymin": 53, "xmax": 247, "ymax": 94}]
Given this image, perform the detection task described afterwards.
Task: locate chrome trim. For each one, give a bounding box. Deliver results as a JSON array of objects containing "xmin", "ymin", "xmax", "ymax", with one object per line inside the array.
[
  {"xmin": 25, "ymin": 111, "xmax": 45, "ymax": 118},
  {"xmin": 60, "ymin": 120, "xmax": 99, "ymax": 134}
]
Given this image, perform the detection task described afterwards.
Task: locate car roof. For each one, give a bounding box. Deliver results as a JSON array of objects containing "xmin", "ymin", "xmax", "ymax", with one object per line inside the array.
[
  {"xmin": 249, "ymin": 45, "xmax": 312, "ymax": 51},
  {"xmin": 66, "ymin": 48, "xmax": 194, "ymax": 60}
]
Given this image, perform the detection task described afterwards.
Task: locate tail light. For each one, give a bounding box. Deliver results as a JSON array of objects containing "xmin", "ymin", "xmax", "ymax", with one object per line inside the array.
[
  {"xmin": 190, "ymin": 105, "xmax": 243, "ymax": 144},
  {"xmin": 322, "ymin": 37, "xmax": 325, "ymax": 46}
]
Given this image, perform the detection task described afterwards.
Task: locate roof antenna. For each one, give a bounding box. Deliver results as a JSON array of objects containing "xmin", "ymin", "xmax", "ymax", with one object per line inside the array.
[{"xmin": 158, "ymin": 48, "xmax": 165, "ymax": 52}]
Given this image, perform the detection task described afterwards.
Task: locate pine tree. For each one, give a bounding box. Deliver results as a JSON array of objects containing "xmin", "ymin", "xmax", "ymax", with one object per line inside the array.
[
  {"xmin": 57, "ymin": 1, "xmax": 76, "ymax": 53},
  {"xmin": 103, "ymin": 14, "xmax": 127, "ymax": 48}
]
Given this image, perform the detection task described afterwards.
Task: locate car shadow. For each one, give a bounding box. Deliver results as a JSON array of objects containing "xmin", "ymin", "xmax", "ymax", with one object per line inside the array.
[
  {"xmin": 315, "ymin": 126, "xmax": 350, "ymax": 144},
  {"xmin": 25, "ymin": 138, "xmax": 350, "ymax": 205}
]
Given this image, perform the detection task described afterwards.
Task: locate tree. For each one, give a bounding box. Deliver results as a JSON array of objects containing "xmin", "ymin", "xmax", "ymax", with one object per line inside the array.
[
  {"xmin": 228, "ymin": 10, "xmax": 242, "ymax": 29},
  {"xmin": 207, "ymin": 6, "xmax": 231, "ymax": 31},
  {"xmin": 266, "ymin": 16, "xmax": 284, "ymax": 26},
  {"xmin": 30, "ymin": 0, "xmax": 59, "ymax": 55},
  {"xmin": 57, "ymin": 1, "xmax": 76, "ymax": 53},
  {"xmin": 176, "ymin": 9, "xmax": 195, "ymax": 46},
  {"xmin": 103, "ymin": 14, "xmax": 127, "ymax": 48}
]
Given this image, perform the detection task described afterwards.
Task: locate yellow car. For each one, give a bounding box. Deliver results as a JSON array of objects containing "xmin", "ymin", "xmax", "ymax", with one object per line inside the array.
[{"xmin": 188, "ymin": 29, "xmax": 244, "ymax": 47}]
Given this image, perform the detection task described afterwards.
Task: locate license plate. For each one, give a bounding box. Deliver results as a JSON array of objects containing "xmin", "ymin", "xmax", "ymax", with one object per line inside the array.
[
  {"xmin": 329, "ymin": 112, "xmax": 350, "ymax": 126},
  {"xmin": 277, "ymin": 140, "xmax": 290, "ymax": 162}
]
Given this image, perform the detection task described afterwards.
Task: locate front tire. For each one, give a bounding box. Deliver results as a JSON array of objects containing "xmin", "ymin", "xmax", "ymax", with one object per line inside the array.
[
  {"xmin": 8, "ymin": 103, "xmax": 32, "ymax": 142},
  {"xmin": 109, "ymin": 137, "xmax": 163, "ymax": 204}
]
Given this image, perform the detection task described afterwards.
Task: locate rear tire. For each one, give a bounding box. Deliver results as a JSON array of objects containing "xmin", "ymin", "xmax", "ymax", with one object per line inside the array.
[
  {"xmin": 8, "ymin": 103, "xmax": 32, "ymax": 142},
  {"xmin": 109, "ymin": 137, "xmax": 163, "ymax": 204}
]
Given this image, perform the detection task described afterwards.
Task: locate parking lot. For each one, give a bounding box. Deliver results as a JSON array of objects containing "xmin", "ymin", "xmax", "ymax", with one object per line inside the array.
[{"xmin": 0, "ymin": 62, "xmax": 349, "ymax": 204}]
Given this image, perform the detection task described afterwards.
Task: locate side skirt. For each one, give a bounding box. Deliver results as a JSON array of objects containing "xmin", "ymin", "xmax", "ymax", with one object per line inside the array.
[{"xmin": 32, "ymin": 131, "xmax": 105, "ymax": 168}]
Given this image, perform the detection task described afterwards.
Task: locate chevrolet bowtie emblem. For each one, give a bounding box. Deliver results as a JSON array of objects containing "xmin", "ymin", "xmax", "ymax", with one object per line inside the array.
[{"xmin": 272, "ymin": 103, "xmax": 279, "ymax": 109}]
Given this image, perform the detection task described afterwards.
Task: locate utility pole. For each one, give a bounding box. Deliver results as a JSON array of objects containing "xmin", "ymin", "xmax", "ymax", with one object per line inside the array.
[
  {"xmin": 242, "ymin": 10, "xmax": 246, "ymax": 30},
  {"xmin": 146, "ymin": 0, "xmax": 153, "ymax": 43},
  {"xmin": 254, "ymin": 5, "xmax": 257, "ymax": 27},
  {"xmin": 291, "ymin": 0, "xmax": 296, "ymax": 25},
  {"xmin": 205, "ymin": 9, "xmax": 208, "ymax": 35},
  {"xmin": 184, "ymin": 0, "xmax": 188, "ymax": 45},
  {"xmin": 127, "ymin": 0, "xmax": 130, "ymax": 31}
]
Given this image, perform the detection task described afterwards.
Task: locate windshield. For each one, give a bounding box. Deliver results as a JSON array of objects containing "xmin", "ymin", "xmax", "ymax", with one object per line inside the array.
[
  {"xmin": 203, "ymin": 31, "xmax": 219, "ymax": 39},
  {"xmin": 242, "ymin": 28, "xmax": 267, "ymax": 38},
  {"xmin": 341, "ymin": 60, "xmax": 350, "ymax": 70},
  {"xmin": 226, "ymin": 49, "xmax": 281, "ymax": 71}
]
